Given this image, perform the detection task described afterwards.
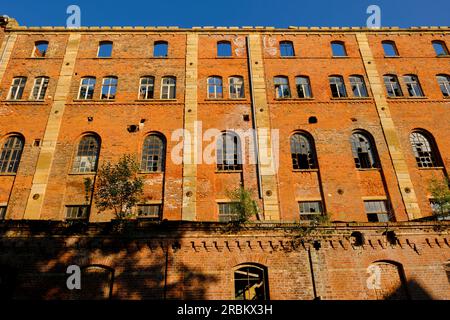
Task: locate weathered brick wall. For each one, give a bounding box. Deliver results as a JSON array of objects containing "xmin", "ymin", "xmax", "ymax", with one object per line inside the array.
[{"xmin": 0, "ymin": 221, "xmax": 448, "ymax": 300}]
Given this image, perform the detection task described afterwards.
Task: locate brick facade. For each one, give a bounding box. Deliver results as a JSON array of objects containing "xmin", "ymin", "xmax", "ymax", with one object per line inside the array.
[{"xmin": 0, "ymin": 19, "xmax": 448, "ymax": 300}]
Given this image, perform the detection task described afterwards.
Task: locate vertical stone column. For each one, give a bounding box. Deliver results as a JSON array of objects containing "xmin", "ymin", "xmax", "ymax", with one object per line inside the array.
[
  {"xmin": 247, "ymin": 34, "xmax": 280, "ymax": 221},
  {"xmin": 24, "ymin": 33, "xmax": 81, "ymax": 219},
  {"xmin": 0, "ymin": 32, "xmax": 17, "ymax": 84},
  {"xmin": 356, "ymin": 33, "xmax": 421, "ymax": 220},
  {"xmin": 181, "ymin": 33, "xmax": 199, "ymax": 221}
]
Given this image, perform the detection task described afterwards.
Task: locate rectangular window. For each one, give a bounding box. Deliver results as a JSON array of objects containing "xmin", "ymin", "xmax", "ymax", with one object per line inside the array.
[
  {"xmin": 299, "ymin": 201, "xmax": 323, "ymax": 221},
  {"xmin": 139, "ymin": 77, "xmax": 154, "ymax": 99},
  {"xmin": 0, "ymin": 206, "xmax": 6, "ymax": 219},
  {"xmin": 78, "ymin": 78, "xmax": 96, "ymax": 100},
  {"xmin": 329, "ymin": 76, "xmax": 347, "ymax": 98},
  {"xmin": 218, "ymin": 203, "xmax": 239, "ymax": 222},
  {"xmin": 364, "ymin": 200, "xmax": 391, "ymax": 222},
  {"xmin": 349, "ymin": 76, "xmax": 368, "ymax": 98},
  {"xmin": 229, "ymin": 77, "xmax": 245, "ymax": 99},
  {"xmin": 101, "ymin": 77, "xmax": 118, "ymax": 100},
  {"xmin": 137, "ymin": 204, "xmax": 161, "ymax": 219},
  {"xmin": 161, "ymin": 77, "xmax": 176, "ymax": 99},
  {"xmin": 8, "ymin": 77, "xmax": 27, "ymax": 100},
  {"xmin": 30, "ymin": 77, "xmax": 49, "ymax": 100},
  {"xmin": 66, "ymin": 205, "xmax": 90, "ymax": 220},
  {"xmin": 296, "ymin": 77, "xmax": 312, "ymax": 98},
  {"xmin": 97, "ymin": 42, "xmax": 113, "ymax": 58}
]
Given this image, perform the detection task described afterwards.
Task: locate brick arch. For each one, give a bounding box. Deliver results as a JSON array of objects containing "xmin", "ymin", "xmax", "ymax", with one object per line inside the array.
[{"xmin": 367, "ymin": 260, "xmax": 410, "ymax": 300}]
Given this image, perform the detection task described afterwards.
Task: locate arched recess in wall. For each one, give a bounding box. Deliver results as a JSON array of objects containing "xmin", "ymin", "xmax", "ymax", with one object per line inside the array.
[
  {"xmin": 70, "ymin": 265, "xmax": 114, "ymax": 300},
  {"xmin": 233, "ymin": 263, "xmax": 269, "ymax": 301},
  {"xmin": 366, "ymin": 260, "xmax": 410, "ymax": 300}
]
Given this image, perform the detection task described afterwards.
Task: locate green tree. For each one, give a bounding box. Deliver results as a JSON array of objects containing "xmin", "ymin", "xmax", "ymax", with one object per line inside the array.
[
  {"xmin": 429, "ymin": 177, "xmax": 450, "ymax": 218},
  {"xmin": 94, "ymin": 154, "xmax": 144, "ymax": 219},
  {"xmin": 226, "ymin": 186, "xmax": 260, "ymax": 223}
]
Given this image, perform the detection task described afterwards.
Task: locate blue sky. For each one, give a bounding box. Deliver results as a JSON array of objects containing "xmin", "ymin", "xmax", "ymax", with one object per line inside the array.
[{"xmin": 1, "ymin": 0, "xmax": 449, "ymax": 28}]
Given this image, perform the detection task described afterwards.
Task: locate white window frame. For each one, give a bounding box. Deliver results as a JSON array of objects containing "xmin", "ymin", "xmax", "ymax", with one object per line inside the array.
[
  {"xmin": 329, "ymin": 76, "xmax": 347, "ymax": 98},
  {"xmin": 100, "ymin": 77, "xmax": 118, "ymax": 100},
  {"xmin": 30, "ymin": 77, "xmax": 49, "ymax": 100},
  {"xmin": 139, "ymin": 77, "xmax": 155, "ymax": 100},
  {"xmin": 274, "ymin": 77, "xmax": 291, "ymax": 99},
  {"xmin": 207, "ymin": 76, "xmax": 223, "ymax": 99},
  {"xmin": 160, "ymin": 77, "xmax": 176, "ymax": 99},
  {"xmin": 384, "ymin": 75, "xmax": 402, "ymax": 97},
  {"xmin": 403, "ymin": 75, "xmax": 423, "ymax": 97},
  {"xmin": 349, "ymin": 76, "xmax": 368, "ymax": 97},
  {"xmin": 229, "ymin": 76, "xmax": 244, "ymax": 99},
  {"xmin": 78, "ymin": 77, "xmax": 96, "ymax": 100},
  {"xmin": 437, "ymin": 75, "xmax": 450, "ymax": 97},
  {"xmin": 8, "ymin": 77, "xmax": 27, "ymax": 100},
  {"xmin": 295, "ymin": 76, "xmax": 312, "ymax": 98}
]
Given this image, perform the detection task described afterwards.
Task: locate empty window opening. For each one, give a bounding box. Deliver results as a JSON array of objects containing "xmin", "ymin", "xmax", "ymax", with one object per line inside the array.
[
  {"xmin": 365, "ymin": 200, "xmax": 391, "ymax": 222},
  {"xmin": 66, "ymin": 205, "xmax": 90, "ymax": 220},
  {"xmin": 432, "ymin": 41, "xmax": 449, "ymax": 56},
  {"xmin": 72, "ymin": 135, "xmax": 100, "ymax": 173},
  {"xmin": 331, "ymin": 41, "xmax": 347, "ymax": 57},
  {"xmin": 154, "ymin": 41, "xmax": 168, "ymax": 57},
  {"xmin": 295, "ymin": 76, "xmax": 312, "ymax": 98},
  {"xmin": 403, "ymin": 75, "xmax": 424, "ymax": 97},
  {"xmin": 101, "ymin": 77, "xmax": 118, "ymax": 100},
  {"xmin": 234, "ymin": 265, "xmax": 268, "ymax": 300},
  {"xmin": 30, "ymin": 77, "xmax": 49, "ymax": 100},
  {"xmin": 137, "ymin": 204, "xmax": 161, "ymax": 219},
  {"xmin": 349, "ymin": 75, "xmax": 368, "ymax": 97},
  {"xmin": 350, "ymin": 132, "xmax": 378, "ymax": 169},
  {"xmin": 229, "ymin": 76, "xmax": 245, "ymax": 99},
  {"xmin": 0, "ymin": 136, "xmax": 24, "ymax": 174},
  {"xmin": 329, "ymin": 76, "xmax": 347, "ymax": 98},
  {"xmin": 141, "ymin": 134, "xmax": 165, "ymax": 172},
  {"xmin": 299, "ymin": 201, "xmax": 323, "ymax": 221},
  {"xmin": 8, "ymin": 77, "xmax": 27, "ymax": 100},
  {"xmin": 207, "ymin": 76, "xmax": 223, "ymax": 99},
  {"xmin": 274, "ymin": 76, "xmax": 291, "ymax": 99},
  {"xmin": 383, "ymin": 75, "xmax": 403, "ymax": 97},
  {"xmin": 216, "ymin": 132, "xmax": 242, "ymax": 171},
  {"xmin": 139, "ymin": 76, "xmax": 155, "ymax": 99},
  {"xmin": 161, "ymin": 77, "xmax": 176, "ymax": 99},
  {"xmin": 290, "ymin": 133, "xmax": 317, "ymax": 170},
  {"xmin": 382, "ymin": 41, "xmax": 399, "ymax": 57},
  {"xmin": 97, "ymin": 41, "xmax": 113, "ymax": 58},
  {"xmin": 217, "ymin": 41, "xmax": 232, "ymax": 57},
  {"xmin": 410, "ymin": 131, "xmax": 440, "ymax": 168},
  {"xmin": 33, "ymin": 41, "xmax": 48, "ymax": 58},
  {"xmin": 280, "ymin": 41, "xmax": 295, "ymax": 57},
  {"xmin": 78, "ymin": 77, "xmax": 96, "ymax": 100}
]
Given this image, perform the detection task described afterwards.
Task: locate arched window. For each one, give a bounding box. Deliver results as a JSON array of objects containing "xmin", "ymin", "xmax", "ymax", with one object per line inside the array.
[
  {"xmin": 139, "ymin": 76, "xmax": 155, "ymax": 99},
  {"xmin": 234, "ymin": 264, "xmax": 269, "ymax": 300},
  {"xmin": 290, "ymin": 132, "xmax": 317, "ymax": 170},
  {"xmin": 32, "ymin": 41, "xmax": 49, "ymax": 58},
  {"xmin": 436, "ymin": 74, "xmax": 450, "ymax": 97},
  {"xmin": 432, "ymin": 40, "xmax": 449, "ymax": 56},
  {"xmin": 229, "ymin": 76, "xmax": 244, "ymax": 99},
  {"xmin": 383, "ymin": 74, "xmax": 403, "ymax": 97},
  {"xmin": 141, "ymin": 134, "xmax": 165, "ymax": 172},
  {"xmin": 72, "ymin": 135, "xmax": 100, "ymax": 173},
  {"xmin": 217, "ymin": 41, "xmax": 232, "ymax": 57},
  {"xmin": 78, "ymin": 77, "xmax": 96, "ymax": 100},
  {"xmin": 97, "ymin": 41, "xmax": 113, "ymax": 58},
  {"xmin": 71, "ymin": 265, "xmax": 114, "ymax": 300},
  {"xmin": 410, "ymin": 131, "xmax": 441, "ymax": 168},
  {"xmin": 161, "ymin": 76, "xmax": 176, "ymax": 99},
  {"xmin": 8, "ymin": 77, "xmax": 27, "ymax": 100},
  {"xmin": 331, "ymin": 41, "xmax": 347, "ymax": 57},
  {"xmin": 207, "ymin": 76, "xmax": 223, "ymax": 99},
  {"xmin": 274, "ymin": 76, "xmax": 291, "ymax": 98},
  {"xmin": 350, "ymin": 131, "xmax": 378, "ymax": 169},
  {"xmin": 295, "ymin": 76, "xmax": 312, "ymax": 98},
  {"xmin": 217, "ymin": 132, "xmax": 242, "ymax": 171},
  {"xmin": 366, "ymin": 261, "xmax": 409, "ymax": 300},
  {"xmin": 153, "ymin": 41, "xmax": 168, "ymax": 57},
  {"xmin": 0, "ymin": 135, "xmax": 24, "ymax": 174},
  {"xmin": 279, "ymin": 41, "xmax": 295, "ymax": 57},
  {"xmin": 382, "ymin": 40, "xmax": 399, "ymax": 57},
  {"xmin": 30, "ymin": 76, "xmax": 49, "ymax": 100},
  {"xmin": 329, "ymin": 75, "xmax": 347, "ymax": 98},
  {"xmin": 349, "ymin": 75, "xmax": 368, "ymax": 97},
  {"xmin": 100, "ymin": 76, "xmax": 118, "ymax": 100},
  {"xmin": 403, "ymin": 74, "xmax": 424, "ymax": 97}
]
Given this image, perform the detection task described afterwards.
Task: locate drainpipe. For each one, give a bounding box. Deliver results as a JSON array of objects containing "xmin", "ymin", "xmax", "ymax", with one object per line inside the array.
[
  {"xmin": 245, "ymin": 36, "xmax": 263, "ymax": 200},
  {"xmin": 307, "ymin": 247, "xmax": 319, "ymax": 300}
]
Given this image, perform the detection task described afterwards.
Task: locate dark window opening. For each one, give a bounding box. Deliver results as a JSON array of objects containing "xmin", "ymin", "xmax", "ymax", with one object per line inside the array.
[{"xmin": 234, "ymin": 265, "xmax": 268, "ymax": 300}]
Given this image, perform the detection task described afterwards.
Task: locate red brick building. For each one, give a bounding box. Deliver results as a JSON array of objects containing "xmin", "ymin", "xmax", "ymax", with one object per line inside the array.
[{"xmin": 0, "ymin": 17, "xmax": 448, "ymax": 300}]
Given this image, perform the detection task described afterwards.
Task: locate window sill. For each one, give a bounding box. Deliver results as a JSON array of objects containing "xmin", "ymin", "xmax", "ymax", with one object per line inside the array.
[
  {"xmin": 0, "ymin": 173, "xmax": 17, "ymax": 176},
  {"xmin": 274, "ymin": 98, "xmax": 314, "ymax": 101},
  {"xmin": 73, "ymin": 99, "xmax": 116, "ymax": 103},
  {"xmin": 215, "ymin": 170, "xmax": 243, "ymax": 174},
  {"xmin": 417, "ymin": 167, "xmax": 445, "ymax": 171},
  {"xmin": 216, "ymin": 56, "xmax": 233, "ymax": 59},
  {"xmin": 138, "ymin": 171, "xmax": 164, "ymax": 174},
  {"xmin": 134, "ymin": 99, "xmax": 178, "ymax": 102},
  {"xmin": 436, "ymin": 55, "xmax": 450, "ymax": 58},
  {"xmin": 2, "ymin": 100, "xmax": 47, "ymax": 104},
  {"xmin": 292, "ymin": 169, "xmax": 319, "ymax": 173},
  {"xmin": 330, "ymin": 97, "xmax": 372, "ymax": 101},
  {"xmin": 68, "ymin": 172, "xmax": 97, "ymax": 176},
  {"xmin": 387, "ymin": 96, "xmax": 427, "ymax": 100},
  {"xmin": 204, "ymin": 98, "xmax": 247, "ymax": 101},
  {"xmin": 383, "ymin": 55, "xmax": 400, "ymax": 58},
  {"xmin": 356, "ymin": 168, "xmax": 381, "ymax": 172},
  {"xmin": 331, "ymin": 56, "xmax": 349, "ymax": 59}
]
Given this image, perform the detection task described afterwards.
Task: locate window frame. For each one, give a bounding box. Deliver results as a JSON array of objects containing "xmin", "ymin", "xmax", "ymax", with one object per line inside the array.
[
  {"xmin": 71, "ymin": 135, "xmax": 101, "ymax": 174},
  {"xmin": 140, "ymin": 134, "xmax": 166, "ymax": 173},
  {"xmin": 290, "ymin": 132, "xmax": 317, "ymax": 170},
  {"xmin": 233, "ymin": 264, "xmax": 269, "ymax": 301},
  {"xmin": 138, "ymin": 76, "xmax": 155, "ymax": 100},
  {"xmin": 329, "ymin": 75, "xmax": 347, "ymax": 98},
  {"xmin": 383, "ymin": 74, "xmax": 403, "ymax": 97},
  {"xmin": 403, "ymin": 74, "xmax": 424, "ymax": 97},
  {"xmin": 137, "ymin": 204, "xmax": 162, "ymax": 219},
  {"xmin": 229, "ymin": 76, "xmax": 245, "ymax": 99},
  {"xmin": 160, "ymin": 76, "xmax": 176, "ymax": 99},
  {"xmin": 279, "ymin": 41, "xmax": 295, "ymax": 57},
  {"xmin": 350, "ymin": 131, "xmax": 379, "ymax": 169},
  {"xmin": 364, "ymin": 200, "xmax": 391, "ymax": 223},
  {"xmin": 218, "ymin": 202, "xmax": 240, "ymax": 222},
  {"xmin": 97, "ymin": 41, "xmax": 113, "ymax": 58},
  {"xmin": 30, "ymin": 76, "xmax": 49, "ymax": 101},
  {"xmin": 298, "ymin": 201, "xmax": 324, "ymax": 221},
  {"xmin": 100, "ymin": 76, "xmax": 118, "ymax": 100},
  {"xmin": 432, "ymin": 40, "xmax": 449, "ymax": 57},
  {"xmin": 295, "ymin": 76, "xmax": 313, "ymax": 99},
  {"xmin": 409, "ymin": 131, "xmax": 441, "ymax": 168},
  {"xmin": 436, "ymin": 74, "xmax": 450, "ymax": 97},
  {"xmin": 274, "ymin": 76, "xmax": 291, "ymax": 99},
  {"xmin": 0, "ymin": 135, "xmax": 24, "ymax": 174},
  {"xmin": 207, "ymin": 76, "xmax": 223, "ymax": 99},
  {"xmin": 349, "ymin": 75, "xmax": 369, "ymax": 98},
  {"xmin": 7, "ymin": 77, "xmax": 27, "ymax": 100},
  {"xmin": 0, "ymin": 206, "xmax": 6, "ymax": 220},
  {"xmin": 65, "ymin": 205, "xmax": 90, "ymax": 221},
  {"xmin": 216, "ymin": 132, "xmax": 243, "ymax": 172},
  {"xmin": 78, "ymin": 77, "xmax": 96, "ymax": 100}
]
